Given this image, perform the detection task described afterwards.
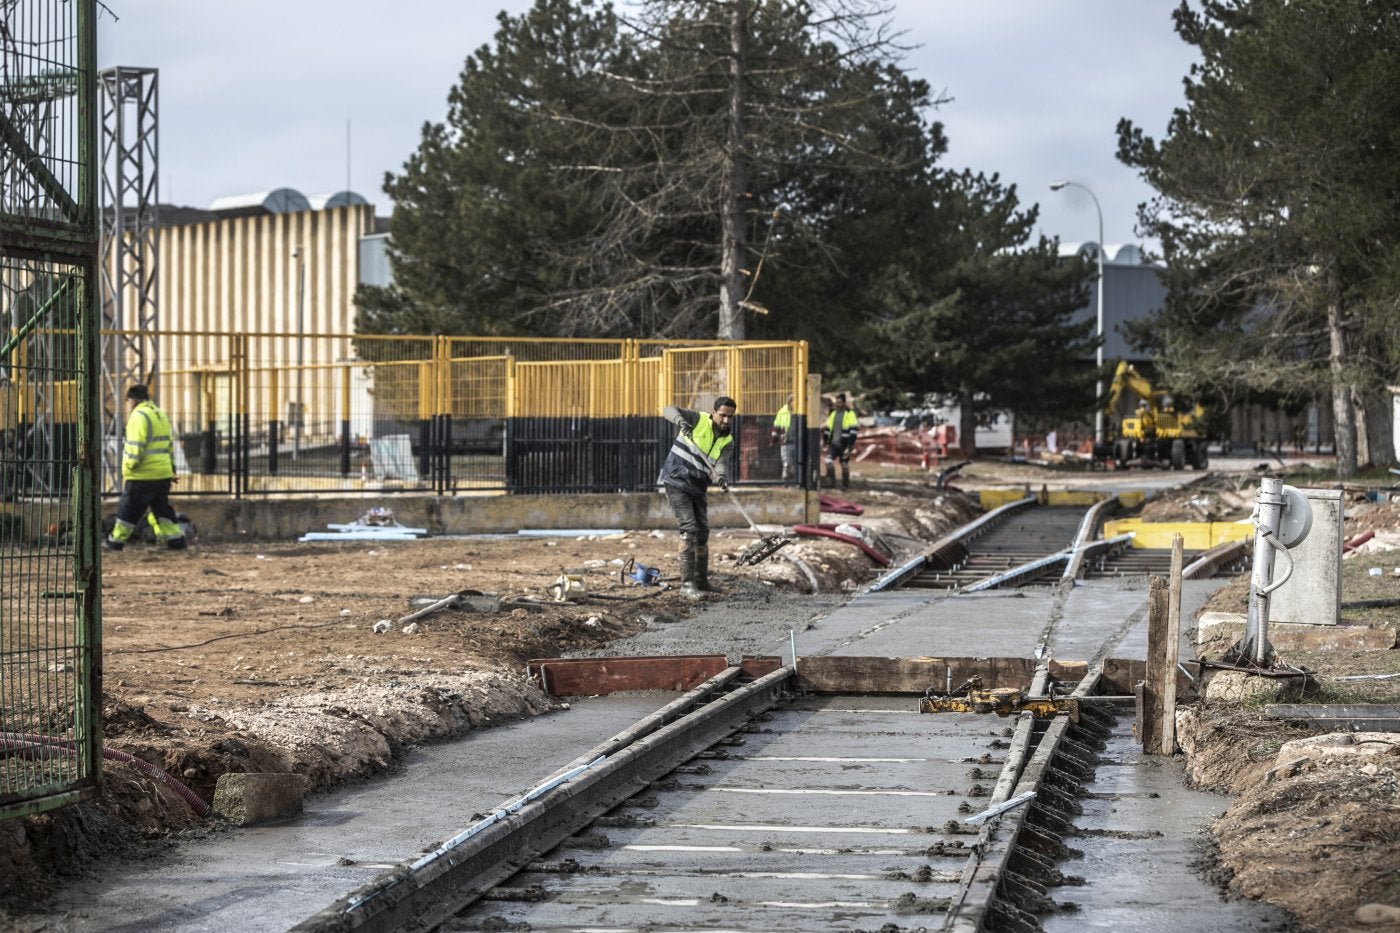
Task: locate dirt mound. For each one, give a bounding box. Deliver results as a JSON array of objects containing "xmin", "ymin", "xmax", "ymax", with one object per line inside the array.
[{"xmin": 1215, "ymin": 733, "xmax": 1400, "ymax": 932}]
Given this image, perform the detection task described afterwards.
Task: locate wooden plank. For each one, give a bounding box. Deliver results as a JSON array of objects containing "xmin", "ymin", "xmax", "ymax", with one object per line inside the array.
[
  {"xmin": 1160, "ymin": 535, "xmax": 1184, "ymax": 754},
  {"xmin": 1263, "ymin": 704, "xmax": 1400, "ymax": 732},
  {"xmin": 795, "ymin": 655, "xmax": 1039, "ymax": 694},
  {"xmin": 1101, "ymin": 658, "xmax": 1200, "ymax": 699},
  {"xmin": 527, "ymin": 655, "xmax": 729, "ymax": 697},
  {"xmin": 1141, "ymin": 575, "xmax": 1170, "ymax": 754},
  {"xmin": 739, "ymin": 656, "xmax": 784, "ymax": 679}
]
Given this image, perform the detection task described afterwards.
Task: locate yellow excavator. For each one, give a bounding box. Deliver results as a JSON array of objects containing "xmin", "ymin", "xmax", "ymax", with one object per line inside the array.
[{"xmin": 1102, "ymin": 361, "xmax": 1209, "ymax": 470}]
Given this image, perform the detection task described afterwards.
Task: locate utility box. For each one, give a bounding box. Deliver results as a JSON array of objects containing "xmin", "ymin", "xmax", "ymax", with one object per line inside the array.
[{"xmin": 1268, "ymin": 488, "xmax": 1343, "ymax": 626}]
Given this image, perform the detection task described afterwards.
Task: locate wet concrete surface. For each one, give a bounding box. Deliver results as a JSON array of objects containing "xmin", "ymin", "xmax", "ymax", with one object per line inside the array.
[
  {"xmin": 445, "ymin": 696, "xmax": 1003, "ymax": 932},
  {"xmin": 1041, "ymin": 724, "xmax": 1296, "ymax": 932},
  {"xmin": 37, "ymin": 695, "xmax": 667, "ymax": 932}
]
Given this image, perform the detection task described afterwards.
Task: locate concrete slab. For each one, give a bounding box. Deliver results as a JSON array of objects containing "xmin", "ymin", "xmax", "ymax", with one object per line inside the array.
[{"xmin": 1197, "ymin": 612, "xmax": 1396, "ymax": 656}]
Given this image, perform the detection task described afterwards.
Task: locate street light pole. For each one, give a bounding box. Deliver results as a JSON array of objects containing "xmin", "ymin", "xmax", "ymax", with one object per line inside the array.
[{"xmin": 1051, "ymin": 180, "xmax": 1105, "ymax": 447}]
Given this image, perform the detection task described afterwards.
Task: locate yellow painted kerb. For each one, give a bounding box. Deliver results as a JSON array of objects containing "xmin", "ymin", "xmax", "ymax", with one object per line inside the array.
[{"xmin": 1103, "ymin": 518, "xmax": 1253, "ymax": 549}]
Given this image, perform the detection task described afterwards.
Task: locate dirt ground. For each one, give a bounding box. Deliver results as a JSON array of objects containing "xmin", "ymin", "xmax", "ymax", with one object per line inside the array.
[
  {"xmin": 3, "ymin": 461, "xmax": 1399, "ymax": 931},
  {"xmin": 1182, "ymin": 476, "xmax": 1400, "ymax": 933}
]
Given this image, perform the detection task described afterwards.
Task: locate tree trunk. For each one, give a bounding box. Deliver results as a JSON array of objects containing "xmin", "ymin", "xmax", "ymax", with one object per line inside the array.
[
  {"xmin": 717, "ymin": 0, "xmax": 749, "ymax": 341},
  {"xmin": 958, "ymin": 385, "xmax": 978, "ymax": 458},
  {"xmin": 1327, "ymin": 296, "xmax": 1357, "ymax": 478},
  {"xmin": 1359, "ymin": 385, "xmax": 1397, "ymax": 469}
]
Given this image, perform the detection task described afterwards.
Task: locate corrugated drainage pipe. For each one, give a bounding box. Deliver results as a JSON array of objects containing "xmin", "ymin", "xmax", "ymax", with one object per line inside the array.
[{"xmin": 1, "ymin": 733, "xmax": 211, "ymax": 817}]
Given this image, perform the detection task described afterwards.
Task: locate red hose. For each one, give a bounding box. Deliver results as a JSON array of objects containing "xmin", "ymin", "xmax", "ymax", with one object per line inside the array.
[
  {"xmin": 818, "ymin": 494, "xmax": 864, "ymax": 516},
  {"xmin": 793, "ymin": 524, "xmax": 890, "ymax": 566},
  {"xmin": 1, "ymin": 733, "xmax": 211, "ymax": 817},
  {"xmin": 1344, "ymin": 530, "xmax": 1375, "ymax": 552}
]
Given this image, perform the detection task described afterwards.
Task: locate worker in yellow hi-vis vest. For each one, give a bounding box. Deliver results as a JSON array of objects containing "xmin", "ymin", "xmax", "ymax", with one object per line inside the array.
[
  {"xmin": 105, "ymin": 384, "xmax": 187, "ymax": 552},
  {"xmin": 770, "ymin": 393, "xmax": 795, "ymax": 483},
  {"xmin": 823, "ymin": 392, "xmax": 858, "ymax": 489},
  {"xmin": 658, "ymin": 396, "xmax": 736, "ymax": 598}
]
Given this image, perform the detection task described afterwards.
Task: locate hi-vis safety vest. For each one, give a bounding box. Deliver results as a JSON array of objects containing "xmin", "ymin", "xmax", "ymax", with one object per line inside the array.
[
  {"xmin": 825, "ymin": 408, "xmax": 858, "ymax": 447},
  {"xmin": 770, "ymin": 404, "xmax": 792, "ymax": 445},
  {"xmin": 661, "ymin": 412, "xmax": 733, "ymax": 494},
  {"xmin": 122, "ymin": 401, "xmax": 176, "ymax": 480}
]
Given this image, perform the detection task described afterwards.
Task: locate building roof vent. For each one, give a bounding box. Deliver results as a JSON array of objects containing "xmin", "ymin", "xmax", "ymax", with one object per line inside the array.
[
  {"xmin": 1057, "ymin": 241, "xmax": 1149, "ymax": 265},
  {"xmin": 1104, "ymin": 243, "xmax": 1143, "ymax": 265},
  {"xmin": 209, "ymin": 188, "xmax": 312, "ymax": 216},
  {"xmin": 307, "ymin": 191, "xmax": 368, "ymax": 210}
]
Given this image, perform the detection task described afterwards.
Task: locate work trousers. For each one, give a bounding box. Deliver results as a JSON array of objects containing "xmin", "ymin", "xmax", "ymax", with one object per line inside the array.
[
  {"xmin": 664, "ymin": 485, "xmax": 709, "ymax": 548},
  {"xmin": 112, "ymin": 478, "xmax": 182, "ymax": 542}
]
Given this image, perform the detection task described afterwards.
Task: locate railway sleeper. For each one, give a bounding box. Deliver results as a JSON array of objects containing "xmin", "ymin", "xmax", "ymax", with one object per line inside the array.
[
  {"xmin": 987, "ymin": 897, "xmax": 1045, "ymax": 933},
  {"xmin": 999, "ymin": 868, "xmax": 1057, "ymax": 916},
  {"xmin": 1013, "ymin": 822, "xmax": 1070, "ymax": 861},
  {"xmin": 1035, "ymin": 780, "xmax": 1083, "ymax": 816},
  {"xmin": 1026, "ymin": 800, "xmax": 1076, "ymax": 837}
]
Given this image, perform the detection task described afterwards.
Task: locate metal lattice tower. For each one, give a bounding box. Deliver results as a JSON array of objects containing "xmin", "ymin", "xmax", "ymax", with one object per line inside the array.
[
  {"xmin": 98, "ymin": 66, "xmax": 158, "ymax": 481},
  {"xmin": 0, "ymin": 9, "xmax": 81, "ymax": 489}
]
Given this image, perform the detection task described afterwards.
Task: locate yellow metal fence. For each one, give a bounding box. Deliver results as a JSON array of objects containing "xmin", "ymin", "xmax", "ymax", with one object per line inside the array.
[{"xmin": 52, "ymin": 333, "xmax": 809, "ymax": 497}]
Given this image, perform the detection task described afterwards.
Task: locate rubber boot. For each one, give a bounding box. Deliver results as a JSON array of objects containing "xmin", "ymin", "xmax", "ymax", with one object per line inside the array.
[
  {"xmin": 694, "ymin": 545, "xmax": 721, "ymax": 593},
  {"xmin": 679, "ymin": 544, "xmax": 701, "ymax": 599},
  {"xmin": 840, "ymin": 463, "xmax": 850, "ymax": 489}
]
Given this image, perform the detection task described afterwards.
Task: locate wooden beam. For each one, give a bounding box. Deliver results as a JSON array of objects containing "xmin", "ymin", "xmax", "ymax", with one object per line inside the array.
[
  {"xmin": 795, "ymin": 656, "xmax": 1088, "ymax": 694},
  {"xmin": 1141, "ymin": 575, "xmax": 1171, "ymax": 754},
  {"xmin": 527, "ymin": 655, "xmax": 729, "ymax": 697}
]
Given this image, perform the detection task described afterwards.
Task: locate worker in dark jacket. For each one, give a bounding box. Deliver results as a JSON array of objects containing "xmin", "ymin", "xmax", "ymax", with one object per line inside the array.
[
  {"xmin": 105, "ymin": 384, "xmax": 187, "ymax": 551},
  {"xmin": 823, "ymin": 392, "xmax": 858, "ymax": 489},
  {"xmin": 659, "ymin": 396, "xmax": 736, "ymax": 597}
]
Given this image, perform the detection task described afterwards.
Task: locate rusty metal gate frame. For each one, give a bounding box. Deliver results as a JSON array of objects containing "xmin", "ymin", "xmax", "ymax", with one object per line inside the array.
[{"xmin": 0, "ymin": 0, "xmax": 103, "ymax": 821}]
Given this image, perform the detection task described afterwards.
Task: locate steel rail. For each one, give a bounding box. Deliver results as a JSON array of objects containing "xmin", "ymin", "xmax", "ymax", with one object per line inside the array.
[
  {"xmin": 1183, "ymin": 537, "xmax": 1251, "ymax": 580},
  {"xmin": 1060, "ymin": 495, "xmax": 1121, "ymax": 581},
  {"xmin": 943, "ymin": 670, "xmax": 1109, "ymax": 932},
  {"xmin": 868, "ymin": 496, "xmax": 1037, "ymax": 591},
  {"xmin": 291, "ymin": 667, "xmax": 795, "ymax": 933}
]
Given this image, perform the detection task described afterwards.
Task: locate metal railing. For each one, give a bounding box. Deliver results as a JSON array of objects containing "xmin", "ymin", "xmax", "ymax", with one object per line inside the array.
[{"xmin": 1, "ymin": 332, "xmax": 810, "ymax": 499}]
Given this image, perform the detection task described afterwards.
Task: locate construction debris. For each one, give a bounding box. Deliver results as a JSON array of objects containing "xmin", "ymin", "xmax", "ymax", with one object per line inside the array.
[
  {"xmin": 398, "ymin": 590, "xmax": 502, "ymax": 625},
  {"xmin": 301, "ymin": 506, "xmax": 428, "ymax": 542}
]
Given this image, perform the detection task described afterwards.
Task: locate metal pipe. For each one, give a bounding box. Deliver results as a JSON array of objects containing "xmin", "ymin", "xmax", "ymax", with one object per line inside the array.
[{"xmin": 1245, "ymin": 477, "xmax": 1287, "ymax": 665}]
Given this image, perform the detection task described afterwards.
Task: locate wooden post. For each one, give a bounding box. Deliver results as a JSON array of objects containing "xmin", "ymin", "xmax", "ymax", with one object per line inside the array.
[
  {"xmin": 1141, "ymin": 574, "xmax": 1170, "ymax": 753},
  {"xmin": 1162, "ymin": 533, "xmax": 1184, "ymax": 754}
]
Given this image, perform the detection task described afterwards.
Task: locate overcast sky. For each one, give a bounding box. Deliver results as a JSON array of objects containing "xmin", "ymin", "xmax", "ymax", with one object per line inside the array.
[{"xmin": 98, "ymin": 1, "xmax": 1198, "ymax": 252}]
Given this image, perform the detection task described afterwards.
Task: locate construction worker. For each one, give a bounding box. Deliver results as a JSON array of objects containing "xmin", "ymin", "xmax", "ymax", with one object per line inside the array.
[
  {"xmin": 771, "ymin": 393, "xmax": 795, "ymax": 483},
  {"xmin": 105, "ymin": 384, "xmax": 187, "ymax": 552},
  {"xmin": 659, "ymin": 396, "xmax": 736, "ymax": 598},
  {"xmin": 823, "ymin": 392, "xmax": 858, "ymax": 489}
]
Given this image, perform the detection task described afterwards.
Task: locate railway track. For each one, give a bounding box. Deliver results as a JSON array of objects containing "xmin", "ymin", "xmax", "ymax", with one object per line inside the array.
[
  {"xmin": 295, "ymin": 657, "xmax": 1133, "ymax": 933},
  {"xmin": 294, "ymin": 495, "xmax": 1212, "ymax": 933},
  {"xmin": 873, "ymin": 498, "xmax": 1093, "ymax": 593}
]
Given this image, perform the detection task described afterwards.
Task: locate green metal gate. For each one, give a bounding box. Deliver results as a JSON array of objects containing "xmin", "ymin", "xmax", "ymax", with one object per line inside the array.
[{"xmin": 0, "ymin": 0, "xmax": 103, "ymax": 821}]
